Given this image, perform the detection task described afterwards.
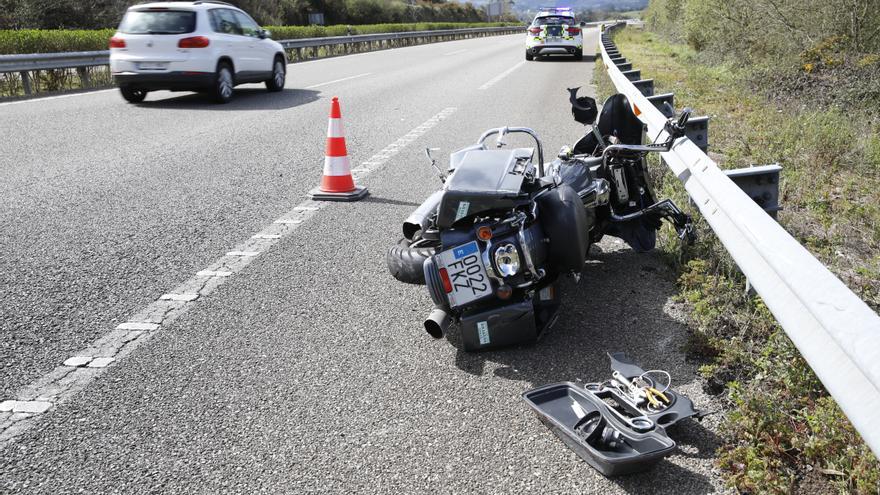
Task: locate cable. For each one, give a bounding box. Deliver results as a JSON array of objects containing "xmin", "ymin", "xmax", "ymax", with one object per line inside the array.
[{"xmin": 638, "ymin": 369, "xmax": 671, "ymax": 393}]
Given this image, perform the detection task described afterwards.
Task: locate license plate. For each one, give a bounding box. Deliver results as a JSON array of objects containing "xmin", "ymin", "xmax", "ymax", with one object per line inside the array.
[
  {"xmin": 437, "ymin": 241, "xmax": 492, "ymax": 308},
  {"xmin": 137, "ymin": 62, "xmax": 167, "ymax": 70}
]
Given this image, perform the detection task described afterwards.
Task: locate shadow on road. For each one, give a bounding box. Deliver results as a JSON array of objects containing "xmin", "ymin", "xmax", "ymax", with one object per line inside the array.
[
  {"xmin": 445, "ymin": 243, "xmax": 721, "ymax": 494},
  {"xmin": 136, "ymin": 88, "xmax": 321, "ymax": 111},
  {"xmin": 362, "ymin": 196, "xmax": 422, "ymax": 208},
  {"xmin": 535, "ymin": 54, "xmax": 598, "ymax": 63}
]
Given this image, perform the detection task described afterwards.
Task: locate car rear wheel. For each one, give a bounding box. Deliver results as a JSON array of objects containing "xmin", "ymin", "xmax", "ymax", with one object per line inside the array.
[
  {"xmin": 574, "ymin": 49, "xmax": 583, "ymax": 61},
  {"xmin": 212, "ymin": 63, "xmax": 234, "ymax": 104},
  {"xmin": 120, "ymin": 86, "xmax": 147, "ymax": 103},
  {"xmin": 525, "ymin": 51, "xmax": 534, "ymax": 61},
  {"xmin": 266, "ymin": 58, "xmax": 285, "ymax": 92}
]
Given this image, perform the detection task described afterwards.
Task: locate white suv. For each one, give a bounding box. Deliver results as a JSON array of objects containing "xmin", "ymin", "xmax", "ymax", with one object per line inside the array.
[
  {"xmin": 525, "ymin": 7, "xmax": 584, "ymax": 61},
  {"xmin": 109, "ymin": 1, "xmax": 287, "ymax": 103}
]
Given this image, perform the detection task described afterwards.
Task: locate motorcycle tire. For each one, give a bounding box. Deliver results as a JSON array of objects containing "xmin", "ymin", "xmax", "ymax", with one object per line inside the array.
[{"xmin": 386, "ymin": 238, "xmax": 436, "ymax": 285}]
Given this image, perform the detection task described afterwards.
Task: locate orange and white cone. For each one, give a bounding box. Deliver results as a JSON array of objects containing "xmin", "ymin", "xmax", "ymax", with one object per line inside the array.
[{"xmin": 309, "ymin": 96, "xmax": 368, "ymax": 202}]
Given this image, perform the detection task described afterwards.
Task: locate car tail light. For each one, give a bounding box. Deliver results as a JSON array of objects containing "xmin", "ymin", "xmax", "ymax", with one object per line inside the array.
[
  {"xmin": 439, "ymin": 268, "xmax": 453, "ymax": 293},
  {"xmin": 178, "ymin": 36, "xmax": 210, "ymax": 49},
  {"xmin": 567, "ymin": 27, "xmax": 581, "ymax": 35},
  {"xmin": 109, "ymin": 37, "xmax": 126, "ymax": 49},
  {"xmin": 528, "ymin": 27, "xmax": 542, "ymax": 35}
]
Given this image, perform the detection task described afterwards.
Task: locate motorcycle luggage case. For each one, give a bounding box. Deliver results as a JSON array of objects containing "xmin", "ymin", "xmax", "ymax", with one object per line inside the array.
[
  {"xmin": 437, "ymin": 149, "xmax": 529, "ymax": 229},
  {"xmin": 459, "ymin": 286, "xmax": 560, "ymax": 351}
]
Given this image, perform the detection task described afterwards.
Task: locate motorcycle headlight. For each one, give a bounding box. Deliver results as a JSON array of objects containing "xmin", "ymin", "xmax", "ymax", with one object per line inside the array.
[{"xmin": 493, "ymin": 243, "xmax": 520, "ymax": 277}]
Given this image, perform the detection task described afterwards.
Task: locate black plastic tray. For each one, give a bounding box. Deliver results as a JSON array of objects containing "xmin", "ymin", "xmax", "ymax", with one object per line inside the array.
[{"xmin": 523, "ymin": 382, "xmax": 675, "ymax": 476}]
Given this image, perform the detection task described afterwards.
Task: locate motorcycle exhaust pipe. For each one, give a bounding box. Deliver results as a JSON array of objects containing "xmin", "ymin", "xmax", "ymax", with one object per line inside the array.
[
  {"xmin": 403, "ymin": 190, "xmax": 443, "ymax": 240},
  {"xmin": 424, "ymin": 306, "xmax": 451, "ymax": 339}
]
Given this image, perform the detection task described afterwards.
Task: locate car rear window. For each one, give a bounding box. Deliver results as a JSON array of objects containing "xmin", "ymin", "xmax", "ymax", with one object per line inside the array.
[
  {"xmin": 119, "ymin": 10, "xmax": 197, "ymax": 34},
  {"xmin": 534, "ymin": 16, "xmax": 575, "ymax": 26}
]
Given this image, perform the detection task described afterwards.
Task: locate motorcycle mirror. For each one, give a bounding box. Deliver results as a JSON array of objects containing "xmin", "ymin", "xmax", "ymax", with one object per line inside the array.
[
  {"xmin": 568, "ymin": 87, "xmax": 598, "ymax": 126},
  {"xmin": 425, "ymin": 147, "xmax": 446, "ymax": 182}
]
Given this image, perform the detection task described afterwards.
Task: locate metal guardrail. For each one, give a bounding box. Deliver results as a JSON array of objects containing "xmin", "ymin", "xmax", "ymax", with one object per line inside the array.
[
  {"xmin": 0, "ymin": 26, "xmax": 522, "ymax": 95},
  {"xmin": 600, "ymin": 22, "xmax": 880, "ymax": 456},
  {"xmin": 279, "ymin": 26, "xmax": 519, "ymax": 50}
]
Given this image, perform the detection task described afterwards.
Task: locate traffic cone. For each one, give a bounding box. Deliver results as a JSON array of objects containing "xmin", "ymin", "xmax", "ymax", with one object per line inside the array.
[{"xmin": 309, "ymin": 96, "xmax": 369, "ymax": 202}]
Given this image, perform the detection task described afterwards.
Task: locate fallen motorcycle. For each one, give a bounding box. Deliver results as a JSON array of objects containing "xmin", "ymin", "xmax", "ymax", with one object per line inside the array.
[{"xmin": 386, "ymin": 91, "xmax": 694, "ymax": 351}]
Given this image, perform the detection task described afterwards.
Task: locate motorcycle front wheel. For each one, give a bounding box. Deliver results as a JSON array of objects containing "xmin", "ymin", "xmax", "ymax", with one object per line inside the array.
[{"xmin": 386, "ymin": 238, "xmax": 437, "ymax": 285}]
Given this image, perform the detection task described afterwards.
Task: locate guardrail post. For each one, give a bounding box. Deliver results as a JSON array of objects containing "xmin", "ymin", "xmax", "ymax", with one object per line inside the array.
[
  {"xmin": 647, "ymin": 93, "xmax": 675, "ymax": 118},
  {"xmin": 620, "ymin": 69, "xmax": 641, "ymax": 81},
  {"xmin": 76, "ymin": 67, "xmax": 90, "ymax": 88},
  {"xmin": 616, "ymin": 62, "xmax": 632, "ymax": 71},
  {"xmin": 685, "ymin": 116, "xmax": 710, "ymax": 152},
  {"xmin": 723, "ymin": 164, "xmax": 783, "ymax": 219},
  {"xmin": 632, "ymin": 78, "xmax": 654, "ymax": 97},
  {"xmin": 610, "ymin": 56, "xmax": 627, "ymax": 65},
  {"xmin": 20, "ymin": 71, "xmax": 32, "ymax": 95}
]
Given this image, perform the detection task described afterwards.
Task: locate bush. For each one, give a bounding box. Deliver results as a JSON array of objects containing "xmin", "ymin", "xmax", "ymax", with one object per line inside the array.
[{"xmin": 0, "ymin": 22, "xmax": 513, "ymax": 54}]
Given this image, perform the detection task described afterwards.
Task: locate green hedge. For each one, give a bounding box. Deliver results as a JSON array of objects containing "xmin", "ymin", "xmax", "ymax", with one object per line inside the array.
[{"xmin": 0, "ymin": 22, "xmax": 515, "ymax": 55}]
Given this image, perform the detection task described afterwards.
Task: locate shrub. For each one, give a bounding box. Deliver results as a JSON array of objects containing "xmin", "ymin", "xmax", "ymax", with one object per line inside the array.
[{"xmin": 0, "ymin": 22, "xmax": 514, "ymax": 54}]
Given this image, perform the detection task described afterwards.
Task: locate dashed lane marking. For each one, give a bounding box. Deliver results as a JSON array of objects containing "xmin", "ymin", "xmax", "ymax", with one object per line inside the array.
[
  {"xmin": 305, "ymin": 73, "xmax": 372, "ymax": 89},
  {"xmin": 478, "ymin": 61, "xmax": 526, "ymax": 90},
  {"xmin": 0, "ymin": 105, "xmax": 458, "ymax": 450},
  {"xmin": 0, "ymin": 89, "xmax": 116, "ymax": 107}
]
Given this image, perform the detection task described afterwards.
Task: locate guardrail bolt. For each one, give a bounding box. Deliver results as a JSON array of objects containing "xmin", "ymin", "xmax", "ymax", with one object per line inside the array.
[
  {"xmin": 685, "ymin": 116, "xmax": 710, "ymax": 153},
  {"xmin": 647, "ymin": 93, "xmax": 675, "ymax": 118},
  {"xmin": 632, "ymin": 78, "xmax": 654, "ymax": 97}
]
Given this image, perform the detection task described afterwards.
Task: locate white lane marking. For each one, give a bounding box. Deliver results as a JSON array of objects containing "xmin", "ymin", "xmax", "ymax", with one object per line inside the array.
[
  {"xmin": 0, "ymin": 401, "xmax": 52, "ymax": 414},
  {"xmin": 444, "ymin": 49, "xmax": 469, "ymax": 56},
  {"xmin": 305, "ymin": 73, "xmax": 372, "ymax": 89},
  {"xmin": 159, "ymin": 293, "xmax": 199, "ymax": 302},
  {"xmin": 196, "ymin": 270, "xmax": 232, "ymax": 277},
  {"xmin": 0, "ymin": 89, "xmax": 116, "ymax": 107},
  {"xmin": 116, "ymin": 322, "xmax": 159, "ymax": 331},
  {"xmin": 226, "ymin": 251, "xmax": 260, "ymax": 257},
  {"xmin": 62, "ymin": 357, "xmax": 92, "ymax": 368},
  {"xmin": 355, "ymin": 107, "xmax": 457, "ymax": 178},
  {"xmin": 0, "ymin": 106, "xmax": 459, "ymax": 450},
  {"xmin": 479, "ymin": 61, "xmax": 526, "ymax": 90},
  {"xmin": 86, "ymin": 357, "xmax": 115, "ymax": 368}
]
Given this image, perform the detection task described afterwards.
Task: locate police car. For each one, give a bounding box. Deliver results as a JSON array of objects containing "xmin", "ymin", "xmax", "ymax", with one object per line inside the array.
[{"xmin": 525, "ymin": 7, "xmax": 583, "ymax": 61}]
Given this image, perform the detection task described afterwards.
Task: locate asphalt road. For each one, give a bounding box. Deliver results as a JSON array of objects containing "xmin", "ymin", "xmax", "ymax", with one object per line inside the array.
[{"xmin": 0, "ymin": 30, "xmax": 725, "ymax": 493}]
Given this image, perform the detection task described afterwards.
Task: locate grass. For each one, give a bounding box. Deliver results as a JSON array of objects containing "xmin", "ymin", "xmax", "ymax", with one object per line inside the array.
[{"xmin": 594, "ymin": 28, "xmax": 880, "ymax": 493}]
